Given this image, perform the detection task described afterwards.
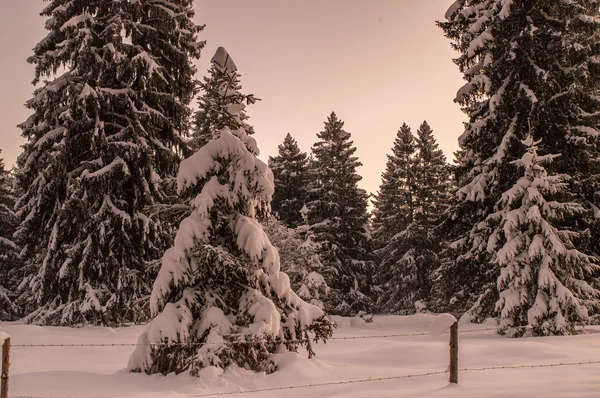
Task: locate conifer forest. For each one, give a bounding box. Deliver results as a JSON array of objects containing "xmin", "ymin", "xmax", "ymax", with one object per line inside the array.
[{"xmin": 1, "ymin": 1, "xmax": 600, "ymax": 396}]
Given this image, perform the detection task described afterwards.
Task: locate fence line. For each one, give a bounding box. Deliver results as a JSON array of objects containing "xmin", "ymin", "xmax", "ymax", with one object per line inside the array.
[
  {"xmin": 4, "ymin": 334, "xmax": 600, "ymax": 398},
  {"xmin": 16, "ymin": 322, "xmax": 596, "ymax": 348},
  {"xmin": 9, "ymin": 326, "xmax": 522, "ymax": 348},
  {"xmin": 186, "ymin": 359, "xmax": 600, "ymax": 397},
  {"xmin": 459, "ymin": 359, "xmax": 600, "ymax": 373},
  {"xmin": 10, "ymin": 396, "xmax": 60, "ymax": 398},
  {"xmin": 8, "ymin": 359, "xmax": 600, "ymax": 398}
]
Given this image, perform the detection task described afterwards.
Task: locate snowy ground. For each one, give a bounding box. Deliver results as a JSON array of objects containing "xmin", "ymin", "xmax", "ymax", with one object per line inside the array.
[{"xmin": 1, "ymin": 314, "xmax": 599, "ymax": 398}]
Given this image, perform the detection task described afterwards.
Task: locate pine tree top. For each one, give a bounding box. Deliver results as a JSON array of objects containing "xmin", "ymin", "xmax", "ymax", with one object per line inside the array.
[
  {"xmin": 416, "ymin": 121, "xmax": 446, "ymax": 163},
  {"xmin": 316, "ymin": 112, "xmax": 352, "ymax": 143},
  {"xmin": 276, "ymin": 133, "xmax": 305, "ymax": 159},
  {"xmin": 192, "ymin": 47, "xmax": 257, "ymax": 151},
  {"xmin": 393, "ymin": 123, "xmax": 416, "ymax": 159},
  {"xmin": 269, "ymin": 133, "xmax": 308, "ymax": 174},
  {"xmin": 268, "ymin": 133, "xmax": 309, "ymax": 228},
  {"xmin": 0, "ymin": 149, "xmax": 12, "ymax": 208},
  {"xmin": 312, "ymin": 112, "xmax": 362, "ymax": 180}
]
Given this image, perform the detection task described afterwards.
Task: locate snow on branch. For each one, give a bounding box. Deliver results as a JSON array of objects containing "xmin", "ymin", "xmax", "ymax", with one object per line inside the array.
[
  {"xmin": 211, "ymin": 46, "xmax": 237, "ymax": 74},
  {"xmin": 83, "ymin": 157, "xmax": 130, "ymax": 180},
  {"xmin": 235, "ymin": 216, "xmax": 280, "ymax": 274},
  {"xmin": 34, "ymin": 127, "xmax": 66, "ymax": 149},
  {"xmin": 574, "ymin": 125, "xmax": 600, "ymax": 137},
  {"xmin": 60, "ymin": 14, "xmax": 94, "ymax": 30}
]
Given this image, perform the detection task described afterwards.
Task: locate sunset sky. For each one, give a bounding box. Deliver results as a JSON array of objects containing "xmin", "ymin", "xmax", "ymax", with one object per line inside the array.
[{"xmin": 0, "ymin": 0, "xmax": 465, "ymax": 197}]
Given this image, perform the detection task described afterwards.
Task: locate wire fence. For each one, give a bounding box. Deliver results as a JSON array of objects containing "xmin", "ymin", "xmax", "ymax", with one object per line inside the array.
[
  {"xmin": 4, "ymin": 324, "xmax": 600, "ymax": 398},
  {"xmin": 188, "ymin": 359, "xmax": 600, "ymax": 397},
  {"xmin": 9, "ymin": 327, "xmax": 504, "ymax": 348},
  {"xmin": 189, "ymin": 369, "xmax": 451, "ymax": 397}
]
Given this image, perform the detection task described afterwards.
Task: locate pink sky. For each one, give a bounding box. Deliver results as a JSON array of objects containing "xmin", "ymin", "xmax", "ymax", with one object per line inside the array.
[{"xmin": 0, "ymin": 0, "xmax": 465, "ymax": 197}]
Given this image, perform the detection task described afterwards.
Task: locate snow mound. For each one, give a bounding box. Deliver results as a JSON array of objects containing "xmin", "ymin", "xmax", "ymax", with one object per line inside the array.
[
  {"xmin": 429, "ymin": 313, "xmax": 457, "ymax": 337},
  {"xmin": 349, "ymin": 316, "xmax": 366, "ymax": 327},
  {"xmin": 198, "ymin": 366, "xmax": 224, "ymax": 380},
  {"xmin": 458, "ymin": 311, "xmax": 474, "ymax": 325},
  {"xmin": 0, "ymin": 332, "xmax": 9, "ymax": 346}
]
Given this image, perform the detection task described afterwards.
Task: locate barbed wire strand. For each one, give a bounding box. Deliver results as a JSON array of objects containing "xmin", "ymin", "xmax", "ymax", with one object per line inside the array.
[
  {"xmin": 9, "ymin": 394, "xmax": 75, "ymax": 398},
  {"xmin": 188, "ymin": 369, "xmax": 450, "ymax": 397},
  {"xmin": 9, "ymin": 323, "xmax": 599, "ymax": 349},
  {"xmin": 187, "ymin": 359, "xmax": 600, "ymax": 397},
  {"xmin": 8, "ymin": 326, "xmax": 532, "ymax": 347},
  {"xmin": 459, "ymin": 360, "xmax": 600, "ymax": 372}
]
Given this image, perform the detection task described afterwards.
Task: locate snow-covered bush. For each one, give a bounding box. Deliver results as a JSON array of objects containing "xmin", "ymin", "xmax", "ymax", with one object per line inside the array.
[
  {"xmin": 263, "ymin": 217, "xmax": 329, "ymax": 309},
  {"xmin": 128, "ymin": 48, "xmax": 334, "ymax": 376}
]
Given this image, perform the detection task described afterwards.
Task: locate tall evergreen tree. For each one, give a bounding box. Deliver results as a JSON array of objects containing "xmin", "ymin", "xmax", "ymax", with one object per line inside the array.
[
  {"xmin": 0, "ymin": 150, "xmax": 19, "ymax": 320},
  {"xmin": 14, "ymin": 0, "xmax": 202, "ymax": 325},
  {"xmin": 413, "ymin": 121, "xmax": 451, "ymax": 225},
  {"xmin": 371, "ymin": 124, "xmax": 416, "ymax": 252},
  {"xmin": 307, "ymin": 112, "xmax": 374, "ymax": 316},
  {"xmin": 191, "ymin": 54, "xmax": 256, "ymax": 151},
  {"xmin": 495, "ymin": 136, "xmax": 597, "ymax": 336},
  {"xmin": 371, "ymin": 124, "xmax": 416, "ymax": 310},
  {"xmin": 376, "ymin": 122, "xmax": 451, "ymax": 314},
  {"xmin": 128, "ymin": 48, "xmax": 333, "ymax": 376},
  {"xmin": 435, "ymin": 0, "xmax": 600, "ymax": 332},
  {"xmin": 268, "ymin": 133, "xmax": 309, "ymax": 228}
]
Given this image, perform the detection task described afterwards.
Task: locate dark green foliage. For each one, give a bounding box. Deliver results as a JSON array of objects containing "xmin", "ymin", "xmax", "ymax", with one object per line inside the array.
[
  {"xmin": 371, "ymin": 124, "xmax": 416, "ymax": 252},
  {"xmin": 191, "ymin": 58, "xmax": 255, "ymax": 152},
  {"xmin": 14, "ymin": 0, "xmax": 203, "ymax": 325},
  {"xmin": 0, "ymin": 150, "xmax": 20, "ymax": 321},
  {"xmin": 269, "ymin": 133, "xmax": 310, "ymax": 228},
  {"xmin": 306, "ymin": 112, "xmax": 374, "ymax": 315},
  {"xmin": 435, "ymin": 0, "xmax": 600, "ymax": 330},
  {"xmin": 375, "ymin": 122, "xmax": 451, "ymax": 314},
  {"xmin": 128, "ymin": 48, "xmax": 334, "ymax": 377}
]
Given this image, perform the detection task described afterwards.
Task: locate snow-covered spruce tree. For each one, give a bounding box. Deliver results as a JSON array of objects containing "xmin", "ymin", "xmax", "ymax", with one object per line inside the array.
[
  {"xmin": 435, "ymin": 1, "xmax": 600, "ymax": 326},
  {"xmin": 0, "ymin": 150, "xmax": 20, "ymax": 321},
  {"xmin": 413, "ymin": 121, "xmax": 451, "ymax": 226},
  {"xmin": 371, "ymin": 124, "xmax": 416, "ymax": 253},
  {"xmin": 376, "ymin": 122, "xmax": 451, "ymax": 314},
  {"xmin": 128, "ymin": 48, "xmax": 333, "ymax": 376},
  {"xmin": 306, "ymin": 112, "xmax": 374, "ymax": 316},
  {"xmin": 263, "ymin": 216, "xmax": 329, "ymax": 309},
  {"xmin": 268, "ymin": 133, "xmax": 310, "ymax": 228},
  {"xmin": 371, "ymin": 124, "xmax": 416, "ymax": 311},
  {"xmin": 190, "ymin": 51, "xmax": 256, "ymax": 152},
  {"xmin": 14, "ymin": 0, "xmax": 202, "ymax": 325},
  {"xmin": 409, "ymin": 121, "xmax": 452, "ymax": 312},
  {"xmin": 494, "ymin": 136, "xmax": 598, "ymax": 336}
]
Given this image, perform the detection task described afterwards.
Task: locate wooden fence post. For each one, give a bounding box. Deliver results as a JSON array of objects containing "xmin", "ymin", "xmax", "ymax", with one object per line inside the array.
[
  {"xmin": 1, "ymin": 337, "xmax": 9, "ymax": 398},
  {"xmin": 449, "ymin": 322, "xmax": 458, "ymax": 384}
]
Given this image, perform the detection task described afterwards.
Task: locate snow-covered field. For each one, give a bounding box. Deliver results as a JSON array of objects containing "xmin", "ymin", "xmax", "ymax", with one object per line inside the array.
[{"xmin": 1, "ymin": 314, "xmax": 599, "ymax": 398}]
